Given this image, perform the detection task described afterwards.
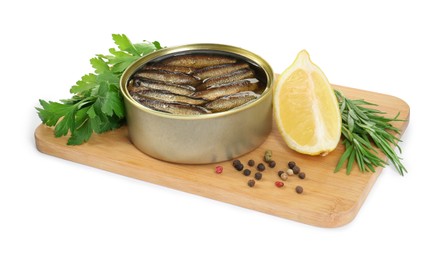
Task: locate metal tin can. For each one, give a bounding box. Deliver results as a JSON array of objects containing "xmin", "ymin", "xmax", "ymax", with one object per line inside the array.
[{"xmin": 120, "ymin": 43, "xmax": 274, "ymax": 164}]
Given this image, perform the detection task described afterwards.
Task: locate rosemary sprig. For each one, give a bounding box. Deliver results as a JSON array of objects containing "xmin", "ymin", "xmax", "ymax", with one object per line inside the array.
[{"xmin": 334, "ymin": 89, "xmax": 407, "ymax": 175}]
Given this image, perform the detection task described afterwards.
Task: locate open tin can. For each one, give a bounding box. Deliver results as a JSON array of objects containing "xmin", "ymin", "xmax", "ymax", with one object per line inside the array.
[{"xmin": 120, "ymin": 43, "xmax": 274, "ymax": 164}]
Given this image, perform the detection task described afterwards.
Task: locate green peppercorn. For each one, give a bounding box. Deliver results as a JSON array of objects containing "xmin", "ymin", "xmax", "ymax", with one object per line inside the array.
[
  {"xmin": 247, "ymin": 179, "xmax": 255, "ymax": 187},
  {"xmin": 243, "ymin": 169, "xmax": 251, "ymax": 176},
  {"xmin": 264, "ymin": 150, "xmax": 273, "ymax": 163},
  {"xmin": 254, "ymin": 172, "xmax": 262, "ymax": 180}
]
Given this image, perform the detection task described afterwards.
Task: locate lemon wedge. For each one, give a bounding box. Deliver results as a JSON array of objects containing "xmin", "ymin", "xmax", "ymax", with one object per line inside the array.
[{"xmin": 273, "ymin": 50, "xmax": 341, "ymax": 156}]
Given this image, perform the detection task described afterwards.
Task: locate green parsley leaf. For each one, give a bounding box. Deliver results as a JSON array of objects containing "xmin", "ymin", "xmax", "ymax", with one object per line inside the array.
[
  {"xmin": 112, "ymin": 34, "xmax": 139, "ymax": 56},
  {"xmin": 36, "ymin": 34, "xmax": 163, "ymax": 145},
  {"xmin": 103, "ymin": 88, "xmax": 125, "ymax": 118},
  {"xmin": 36, "ymin": 100, "xmax": 75, "ymax": 126},
  {"xmin": 70, "ymin": 74, "xmax": 98, "ymax": 94},
  {"xmin": 67, "ymin": 120, "xmax": 92, "ymax": 145}
]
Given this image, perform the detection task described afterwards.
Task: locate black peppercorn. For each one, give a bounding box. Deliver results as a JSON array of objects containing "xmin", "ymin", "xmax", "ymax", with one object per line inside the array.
[
  {"xmin": 247, "ymin": 179, "xmax": 255, "ymax": 187},
  {"xmin": 295, "ymin": 185, "xmax": 303, "ymax": 194},
  {"xmin": 268, "ymin": 160, "xmax": 276, "ymax": 168},
  {"xmin": 243, "ymin": 169, "xmax": 251, "ymax": 176},
  {"xmin": 292, "ymin": 165, "xmax": 300, "ymax": 174},
  {"xmin": 257, "ymin": 163, "xmax": 266, "ymax": 171},
  {"xmin": 233, "ymin": 159, "xmax": 241, "ymax": 167},
  {"xmin": 235, "ymin": 163, "xmax": 244, "ymax": 171},
  {"xmin": 298, "ymin": 172, "xmax": 306, "ymax": 179},
  {"xmin": 254, "ymin": 172, "xmax": 262, "ymax": 180},
  {"xmin": 288, "ymin": 161, "xmax": 296, "ymax": 169},
  {"xmin": 248, "ymin": 159, "xmax": 255, "ymax": 167},
  {"xmin": 277, "ymin": 170, "xmax": 284, "ymax": 177}
]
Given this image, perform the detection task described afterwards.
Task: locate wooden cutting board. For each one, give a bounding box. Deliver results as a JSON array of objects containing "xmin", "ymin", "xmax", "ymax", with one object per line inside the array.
[{"xmin": 34, "ymin": 84, "xmax": 410, "ymax": 227}]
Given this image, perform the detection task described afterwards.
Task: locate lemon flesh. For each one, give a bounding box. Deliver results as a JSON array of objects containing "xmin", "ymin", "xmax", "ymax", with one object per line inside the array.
[{"xmin": 274, "ymin": 50, "xmax": 341, "ymax": 156}]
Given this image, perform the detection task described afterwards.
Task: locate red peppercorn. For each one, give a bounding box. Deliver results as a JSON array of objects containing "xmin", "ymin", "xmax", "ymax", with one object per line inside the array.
[
  {"xmin": 275, "ymin": 181, "xmax": 284, "ymax": 188},
  {"xmin": 215, "ymin": 165, "xmax": 223, "ymax": 174}
]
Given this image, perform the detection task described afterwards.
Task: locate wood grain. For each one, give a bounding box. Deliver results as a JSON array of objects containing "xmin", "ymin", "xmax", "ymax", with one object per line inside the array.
[{"xmin": 34, "ymin": 85, "xmax": 410, "ymax": 227}]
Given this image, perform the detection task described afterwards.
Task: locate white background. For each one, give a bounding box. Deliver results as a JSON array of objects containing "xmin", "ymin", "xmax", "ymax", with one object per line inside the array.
[{"xmin": 1, "ymin": 0, "xmax": 445, "ymax": 259}]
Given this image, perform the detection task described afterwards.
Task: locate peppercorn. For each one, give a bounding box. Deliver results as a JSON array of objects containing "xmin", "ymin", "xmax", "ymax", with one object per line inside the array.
[
  {"xmin": 215, "ymin": 166, "xmax": 223, "ymax": 174},
  {"xmin": 277, "ymin": 170, "xmax": 284, "ymax": 177},
  {"xmin": 280, "ymin": 172, "xmax": 288, "ymax": 181},
  {"xmin": 248, "ymin": 159, "xmax": 255, "ymax": 167},
  {"xmin": 298, "ymin": 172, "xmax": 306, "ymax": 179},
  {"xmin": 275, "ymin": 181, "xmax": 284, "ymax": 188},
  {"xmin": 286, "ymin": 169, "xmax": 294, "ymax": 176},
  {"xmin": 292, "ymin": 165, "xmax": 300, "ymax": 174},
  {"xmin": 234, "ymin": 163, "xmax": 244, "ymax": 171},
  {"xmin": 247, "ymin": 179, "xmax": 255, "ymax": 187},
  {"xmin": 257, "ymin": 163, "xmax": 266, "ymax": 171},
  {"xmin": 264, "ymin": 150, "xmax": 273, "ymax": 163},
  {"xmin": 295, "ymin": 185, "xmax": 303, "ymax": 194},
  {"xmin": 233, "ymin": 159, "xmax": 241, "ymax": 167},
  {"xmin": 268, "ymin": 160, "xmax": 276, "ymax": 168},
  {"xmin": 288, "ymin": 161, "xmax": 296, "ymax": 169},
  {"xmin": 254, "ymin": 172, "xmax": 262, "ymax": 180},
  {"xmin": 243, "ymin": 169, "xmax": 251, "ymax": 176}
]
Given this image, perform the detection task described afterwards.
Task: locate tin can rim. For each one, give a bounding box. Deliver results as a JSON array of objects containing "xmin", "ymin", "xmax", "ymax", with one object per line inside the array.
[{"xmin": 120, "ymin": 43, "xmax": 274, "ymax": 120}]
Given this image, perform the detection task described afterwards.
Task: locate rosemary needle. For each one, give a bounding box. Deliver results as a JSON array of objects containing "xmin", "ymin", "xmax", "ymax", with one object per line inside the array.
[{"xmin": 334, "ymin": 89, "xmax": 407, "ymax": 175}]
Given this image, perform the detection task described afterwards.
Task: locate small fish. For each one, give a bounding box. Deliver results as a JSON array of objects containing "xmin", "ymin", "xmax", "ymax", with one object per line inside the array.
[
  {"xmin": 128, "ymin": 78, "xmax": 196, "ymax": 96},
  {"xmin": 137, "ymin": 98, "xmax": 210, "ymax": 115},
  {"xmin": 196, "ymin": 68, "xmax": 255, "ymax": 90},
  {"xmin": 193, "ymin": 79, "xmax": 259, "ymax": 101},
  {"xmin": 143, "ymin": 64, "xmax": 195, "ymax": 74},
  {"xmin": 160, "ymin": 54, "xmax": 237, "ymax": 69},
  {"xmin": 133, "ymin": 90, "xmax": 207, "ymax": 105},
  {"xmin": 134, "ymin": 69, "xmax": 201, "ymax": 86},
  {"xmin": 192, "ymin": 62, "xmax": 250, "ymax": 80},
  {"xmin": 204, "ymin": 91, "xmax": 260, "ymax": 112}
]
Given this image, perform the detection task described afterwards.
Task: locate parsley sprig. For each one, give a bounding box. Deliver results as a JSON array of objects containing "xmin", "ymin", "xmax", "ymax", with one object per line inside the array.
[
  {"xmin": 334, "ymin": 89, "xmax": 407, "ymax": 175},
  {"xmin": 36, "ymin": 34, "xmax": 162, "ymax": 145}
]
